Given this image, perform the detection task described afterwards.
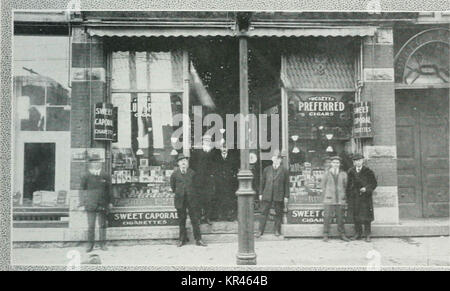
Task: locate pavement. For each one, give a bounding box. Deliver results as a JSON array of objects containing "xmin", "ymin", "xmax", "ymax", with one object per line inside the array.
[{"xmin": 11, "ymin": 235, "xmax": 450, "ymax": 269}]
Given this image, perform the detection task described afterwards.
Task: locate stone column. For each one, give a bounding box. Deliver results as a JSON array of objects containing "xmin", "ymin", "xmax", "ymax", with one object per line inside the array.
[
  {"xmin": 68, "ymin": 27, "xmax": 107, "ymax": 241},
  {"xmin": 361, "ymin": 26, "xmax": 399, "ymax": 224}
]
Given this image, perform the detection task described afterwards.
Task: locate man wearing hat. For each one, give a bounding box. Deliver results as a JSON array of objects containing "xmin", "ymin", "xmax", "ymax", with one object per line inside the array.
[
  {"xmin": 321, "ymin": 156, "xmax": 350, "ymax": 242},
  {"xmin": 190, "ymin": 134, "xmax": 218, "ymax": 224},
  {"xmin": 80, "ymin": 161, "xmax": 112, "ymax": 253},
  {"xmin": 256, "ymin": 150, "xmax": 289, "ymax": 237},
  {"xmin": 347, "ymin": 153, "xmax": 378, "ymax": 242},
  {"xmin": 170, "ymin": 154, "xmax": 207, "ymax": 247}
]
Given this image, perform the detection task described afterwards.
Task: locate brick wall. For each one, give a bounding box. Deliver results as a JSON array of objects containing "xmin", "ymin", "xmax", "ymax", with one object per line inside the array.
[{"xmin": 70, "ymin": 28, "xmax": 107, "ymax": 191}]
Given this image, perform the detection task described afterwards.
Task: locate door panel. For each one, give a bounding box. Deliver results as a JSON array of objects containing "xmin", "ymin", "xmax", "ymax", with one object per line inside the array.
[
  {"xmin": 419, "ymin": 92, "xmax": 449, "ymax": 217},
  {"xmin": 396, "ymin": 94, "xmax": 423, "ymax": 218},
  {"xmin": 396, "ymin": 89, "xmax": 449, "ymax": 218}
]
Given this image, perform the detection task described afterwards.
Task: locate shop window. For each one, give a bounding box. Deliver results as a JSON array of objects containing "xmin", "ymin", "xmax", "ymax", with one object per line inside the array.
[
  {"xmin": 13, "ymin": 35, "xmax": 71, "ymax": 131},
  {"xmin": 287, "ymin": 91, "xmax": 354, "ymax": 205},
  {"xmin": 110, "ymin": 50, "xmax": 185, "ymax": 207}
]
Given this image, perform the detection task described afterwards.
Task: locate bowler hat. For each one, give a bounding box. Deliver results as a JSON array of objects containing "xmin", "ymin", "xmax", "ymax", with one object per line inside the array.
[
  {"xmin": 352, "ymin": 153, "xmax": 364, "ymax": 160},
  {"xmin": 176, "ymin": 154, "xmax": 189, "ymax": 162}
]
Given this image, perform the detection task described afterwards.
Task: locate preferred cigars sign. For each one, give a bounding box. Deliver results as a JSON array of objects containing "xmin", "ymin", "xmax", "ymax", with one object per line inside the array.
[
  {"xmin": 353, "ymin": 101, "xmax": 373, "ymax": 138},
  {"xmin": 93, "ymin": 103, "xmax": 117, "ymax": 141},
  {"xmin": 108, "ymin": 210, "xmax": 178, "ymax": 227}
]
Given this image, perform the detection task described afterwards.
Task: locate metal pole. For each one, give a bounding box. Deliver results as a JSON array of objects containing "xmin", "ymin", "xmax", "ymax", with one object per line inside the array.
[{"xmin": 236, "ymin": 35, "xmax": 257, "ymax": 265}]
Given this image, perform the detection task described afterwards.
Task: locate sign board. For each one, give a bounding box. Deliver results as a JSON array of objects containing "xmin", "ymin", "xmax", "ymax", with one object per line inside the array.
[
  {"xmin": 353, "ymin": 101, "xmax": 373, "ymax": 138},
  {"xmin": 298, "ymin": 96, "xmax": 345, "ymax": 117},
  {"xmin": 108, "ymin": 210, "xmax": 179, "ymax": 227},
  {"xmin": 93, "ymin": 103, "xmax": 116, "ymax": 141},
  {"xmin": 287, "ymin": 208, "xmax": 353, "ymax": 224}
]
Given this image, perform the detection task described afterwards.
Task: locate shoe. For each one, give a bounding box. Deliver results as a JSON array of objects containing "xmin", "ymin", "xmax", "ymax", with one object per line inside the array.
[
  {"xmin": 352, "ymin": 234, "xmax": 362, "ymax": 240},
  {"xmin": 177, "ymin": 240, "xmax": 186, "ymax": 247},
  {"xmin": 255, "ymin": 232, "xmax": 262, "ymax": 238},
  {"xmin": 100, "ymin": 245, "xmax": 108, "ymax": 251},
  {"xmin": 340, "ymin": 235, "xmax": 351, "ymax": 242},
  {"xmin": 86, "ymin": 245, "xmax": 94, "ymax": 253},
  {"xmin": 195, "ymin": 240, "xmax": 207, "ymax": 247},
  {"xmin": 323, "ymin": 235, "xmax": 329, "ymax": 242},
  {"xmin": 365, "ymin": 235, "xmax": 372, "ymax": 243},
  {"xmin": 274, "ymin": 230, "xmax": 281, "ymax": 237},
  {"xmin": 206, "ymin": 218, "xmax": 212, "ymax": 225}
]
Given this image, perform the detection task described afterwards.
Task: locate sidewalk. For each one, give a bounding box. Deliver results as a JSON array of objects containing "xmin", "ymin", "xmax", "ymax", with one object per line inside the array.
[{"xmin": 12, "ymin": 236, "xmax": 450, "ymax": 268}]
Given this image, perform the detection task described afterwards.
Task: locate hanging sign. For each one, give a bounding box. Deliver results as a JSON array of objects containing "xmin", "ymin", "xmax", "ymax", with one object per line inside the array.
[
  {"xmin": 353, "ymin": 101, "xmax": 373, "ymax": 138},
  {"xmin": 93, "ymin": 103, "xmax": 116, "ymax": 141}
]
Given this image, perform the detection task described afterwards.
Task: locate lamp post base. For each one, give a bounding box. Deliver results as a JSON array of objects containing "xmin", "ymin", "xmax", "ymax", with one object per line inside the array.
[{"xmin": 236, "ymin": 252, "xmax": 257, "ymax": 265}]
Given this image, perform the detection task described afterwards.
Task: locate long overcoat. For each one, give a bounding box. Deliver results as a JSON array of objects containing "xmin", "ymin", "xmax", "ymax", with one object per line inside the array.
[
  {"xmin": 347, "ymin": 166, "xmax": 378, "ymax": 222},
  {"xmin": 170, "ymin": 168, "xmax": 199, "ymax": 210}
]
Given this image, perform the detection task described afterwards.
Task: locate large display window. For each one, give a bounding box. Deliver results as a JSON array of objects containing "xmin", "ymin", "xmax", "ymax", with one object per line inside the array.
[
  {"xmin": 287, "ymin": 91, "xmax": 353, "ymax": 205},
  {"xmin": 110, "ymin": 50, "xmax": 186, "ymax": 207}
]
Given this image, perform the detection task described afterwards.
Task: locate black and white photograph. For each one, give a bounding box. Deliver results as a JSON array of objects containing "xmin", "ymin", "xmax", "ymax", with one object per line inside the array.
[{"xmin": 1, "ymin": 0, "xmax": 450, "ymax": 273}]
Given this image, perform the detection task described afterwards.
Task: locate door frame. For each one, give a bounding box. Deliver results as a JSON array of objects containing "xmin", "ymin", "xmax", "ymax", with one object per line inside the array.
[{"xmin": 14, "ymin": 131, "xmax": 71, "ymax": 205}]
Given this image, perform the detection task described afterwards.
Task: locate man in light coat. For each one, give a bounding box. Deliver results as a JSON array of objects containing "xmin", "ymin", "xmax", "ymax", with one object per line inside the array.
[{"xmin": 321, "ymin": 156, "xmax": 350, "ymax": 242}]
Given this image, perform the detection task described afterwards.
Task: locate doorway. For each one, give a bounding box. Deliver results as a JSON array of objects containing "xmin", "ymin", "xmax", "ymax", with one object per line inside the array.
[
  {"xmin": 396, "ymin": 89, "xmax": 449, "ymax": 218},
  {"xmin": 23, "ymin": 143, "xmax": 56, "ymax": 203}
]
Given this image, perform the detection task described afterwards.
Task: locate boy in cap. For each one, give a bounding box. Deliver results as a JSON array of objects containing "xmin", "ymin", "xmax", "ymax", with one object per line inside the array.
[
  {"xmin": 321, "ymin": 156, "xmax": 350, "ymax": 242},
  {"xmin": 170, "ymin": 154, "xmax": 207, "ymax": 247},
  {"xmin": 347, "ymin": 153, "xmax": 377, "ymax": 242},
  {"xmin": 256, "ymin": 150, "xmax": 289, "ymax": 237}
]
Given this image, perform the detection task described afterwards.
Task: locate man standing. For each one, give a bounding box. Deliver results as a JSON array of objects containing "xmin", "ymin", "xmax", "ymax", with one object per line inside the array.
[
  {"xmin": 214, "ymin": 146, "xmax": 238, "ymax": 221},
  {"xmin": 81, "ymin": 161, "xmax": 112, "ymax": 253},
  {"xmin": 347, "ymin": 153, "xmax": 378, "ymax": 242},
  {"xmin": 170, "ymin": 154, "xmax": 207, "ymax": 247},
  {"xmin": 321, "ymin": 156, "xmax": 350, "ymax": 242},
  {"xmin": 256, "ymin": 151, "xmax": 289, "ymax": 237},
  {"xmin": 191, "ymin": 135, "xmax": 217, "ymax": 224}
]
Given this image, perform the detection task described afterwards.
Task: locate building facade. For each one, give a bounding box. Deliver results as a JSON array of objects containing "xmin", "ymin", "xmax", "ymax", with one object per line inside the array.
[{"xmin": 12, "ymin": 11, "xmax": 449, "ymax": 242}]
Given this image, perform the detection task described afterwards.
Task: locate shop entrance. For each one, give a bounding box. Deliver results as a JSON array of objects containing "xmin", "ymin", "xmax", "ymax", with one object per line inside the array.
[
  {"xmin": 396, "ymin": 89, "xmax": 449, "ymax": 218},
  {"xmin": 23, "ymin": 143, "xmax": 55, "ymax": 202}
]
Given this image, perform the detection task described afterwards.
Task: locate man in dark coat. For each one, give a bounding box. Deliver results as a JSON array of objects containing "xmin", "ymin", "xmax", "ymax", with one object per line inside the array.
[
  {"xmin": 170, "ymin": 154, "xmax": 207, "ymax": 247},
  {"xmin": 190, "ymin": 135, "xmax": 217, "ymax": 224},
  {"xmin": 80, "ymin": 162, "xmax": 112, "ymax": 253},
  {"xmin": 347, "ymin": 153, "xmax": 378, "ymax": 242},
  {"xmin": 214, "ymin": 146, "xmax": 238, "ymax": 221},
  {"xmin": 256, "ymin": 150, "xmax": 289, "ymax": 237}
]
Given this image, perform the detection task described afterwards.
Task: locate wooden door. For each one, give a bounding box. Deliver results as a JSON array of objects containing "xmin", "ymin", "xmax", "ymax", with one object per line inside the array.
[
  {"xmin": 418, "ymin": 90, "xmax": 449, "ymax": 217},
  {"xmin": 396, "ymin": 92, "xmax": 423, "ymax": 218},
  {"xmin": 396, "ymin": 89, "xmax": 449, "ymax": 218}
]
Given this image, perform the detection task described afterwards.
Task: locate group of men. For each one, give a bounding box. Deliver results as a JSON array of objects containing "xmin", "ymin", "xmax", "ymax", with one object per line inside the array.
[
  {"xmin": 321, "ymin": 154, "xmax": 378, "ymax": 243},
  {"xmin": 80, "ymin": 138, "xmax": 377, "ymax": 251}
]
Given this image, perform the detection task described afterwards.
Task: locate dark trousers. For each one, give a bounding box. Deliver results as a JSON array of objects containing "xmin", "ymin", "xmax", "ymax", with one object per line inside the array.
[
  {"xmin": 177, "ymin": 199, "xmax": 202, "ymax": 241},
  {"xmin": 87, "ymin": 210, "xmax": 107, "ymax": 247},
  {"xmin": 217, "ymin": 189, "xmax": 237, "ymax": 220},
  {"xmin": 259, "ymin": 200, "xmax": 284, "ymax": 234},
  {"xmin": 323, "ymin": 205, "xmax": 346, "ymax": 236},
  {"xmin": 354, "ymin": 220, "xmax": 372, "ymax": 236},
  {"xmin": 200, "ymin": 187, "xmax": 214, "ymax": 220}
]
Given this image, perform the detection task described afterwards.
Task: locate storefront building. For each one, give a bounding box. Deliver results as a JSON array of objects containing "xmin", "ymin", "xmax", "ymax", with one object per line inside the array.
[{"xmin": 12, "ymin": 11, "xmax": 449, "ymax": 243}]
